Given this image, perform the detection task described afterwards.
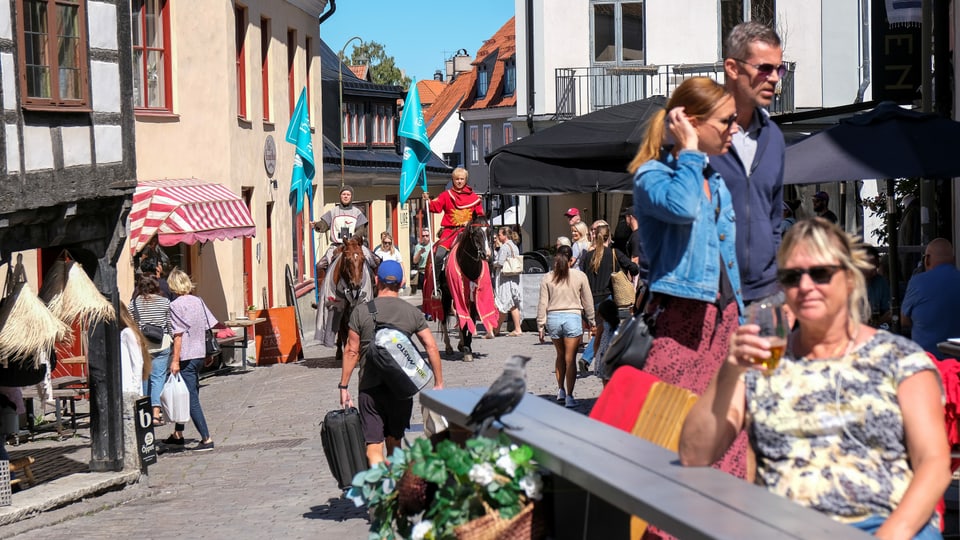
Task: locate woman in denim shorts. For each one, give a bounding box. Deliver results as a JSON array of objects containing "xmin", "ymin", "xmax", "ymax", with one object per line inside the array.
[{"xmin": 537, "ymin": 245, "xmax": 596, "ymax": 408}]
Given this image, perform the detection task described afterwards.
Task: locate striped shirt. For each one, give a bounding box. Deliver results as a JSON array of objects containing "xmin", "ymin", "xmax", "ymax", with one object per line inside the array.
[
  {"xmin": 170, "ymin": 294, "xmax": 217, "ymax": 361},
  {"xmin": 132, "ymin": 294, "xmax": 171, "ymax": 346}
]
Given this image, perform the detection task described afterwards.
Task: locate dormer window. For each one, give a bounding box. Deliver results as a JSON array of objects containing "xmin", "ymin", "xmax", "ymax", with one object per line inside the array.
[
  {"xmin": 503, "ymin": 59, "xmax": 516, "ymax": 96},
  {"xmin": 477, "ymin": 65, "xmax": 489, "ymax": 98}
]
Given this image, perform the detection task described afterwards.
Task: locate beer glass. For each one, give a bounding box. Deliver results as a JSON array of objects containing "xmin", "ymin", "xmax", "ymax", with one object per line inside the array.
[{"xmin": 746, "ymin": 302, "xmax": 787, "ymax": 374}]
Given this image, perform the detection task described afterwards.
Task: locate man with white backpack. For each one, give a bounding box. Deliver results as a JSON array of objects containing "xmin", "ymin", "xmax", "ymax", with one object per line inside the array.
[{"xmin": 337, "ymin": 260, "xmax": 444, "ymax": 466}]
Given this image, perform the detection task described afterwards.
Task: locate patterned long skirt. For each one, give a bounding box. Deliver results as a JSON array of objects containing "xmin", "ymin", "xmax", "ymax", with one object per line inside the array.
[{"xmin": 641, "ymin": 296, "xmax": 747, "ymax": 479}]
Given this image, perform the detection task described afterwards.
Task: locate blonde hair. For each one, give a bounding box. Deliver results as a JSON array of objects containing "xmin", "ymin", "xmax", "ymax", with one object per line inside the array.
[
  {"xmin": 628, "ymin": 77, "xmax": 731, "ymax": 173},
  {"xmin": 588, "ymin": 223, "xmax": 611, "ymax": 273},
  {"xmin": 379, "ymin": 232, "xmax": 396, "ymax": 254},
  {"xmin": 778, "ymin": 218, "xmax": 872, "ymax": 331},
  {"xmin": 167, "ymin": 268, "xmax": 195, "ymax": 296},
  {"xmin": 571, "ymin": 222, "xmax": 589, "ymax": 244}
]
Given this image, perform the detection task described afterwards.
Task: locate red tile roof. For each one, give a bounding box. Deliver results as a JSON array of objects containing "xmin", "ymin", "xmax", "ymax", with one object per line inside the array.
[
  {"xmin": 460, "ymin": 17, "xmax": 516, "ymax": 112},
  {"xmin": 420, "ymin": 17, "xmax": 516, "ymax": 139},
  {"xmin": 423, "ymin": 71, "xmax": 475, "ymax": 138},
  {"xmin": 349, "ymin": 65, "xmax": 368, "ymax": 80},
  {"xmin": 417, "ymin": 79, "xmax": 448, "ymax": 107}
]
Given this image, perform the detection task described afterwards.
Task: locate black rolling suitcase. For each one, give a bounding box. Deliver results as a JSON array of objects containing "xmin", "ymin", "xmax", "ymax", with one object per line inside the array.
[{"xmin": 320, "ymin": 407, "xmax": 367, "ymax": 489}]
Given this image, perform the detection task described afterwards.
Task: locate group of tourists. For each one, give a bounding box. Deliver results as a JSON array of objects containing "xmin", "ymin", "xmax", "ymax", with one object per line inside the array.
[
  {"xmin": 310, "ymin": 21, "xmax": 953, "ymax": 538},
  {"xmin": 617, "ymin": 21, "xmax": 948, "ymax": 539}
]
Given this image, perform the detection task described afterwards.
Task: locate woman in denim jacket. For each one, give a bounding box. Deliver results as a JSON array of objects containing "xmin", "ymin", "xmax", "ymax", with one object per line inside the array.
[{"xmin": 629, "ymin": 77, "xmax": 747, "ymax": 478}]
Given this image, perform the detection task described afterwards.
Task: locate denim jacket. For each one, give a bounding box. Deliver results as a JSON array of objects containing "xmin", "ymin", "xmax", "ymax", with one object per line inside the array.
[{"xmin": 633, "ymin": 150, "xmax": 744, "ymax": 316}]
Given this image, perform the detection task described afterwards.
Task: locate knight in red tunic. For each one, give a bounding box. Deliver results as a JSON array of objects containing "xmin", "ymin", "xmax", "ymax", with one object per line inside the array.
[{"xmin": 422, "ymin": 167, "xmax": 484, "ymax": 271}]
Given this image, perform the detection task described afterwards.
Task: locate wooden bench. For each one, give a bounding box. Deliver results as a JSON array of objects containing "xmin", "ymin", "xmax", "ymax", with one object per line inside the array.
[
  {"xmin": 421, "ymin": 387, "xmax": 871, "ymax": 540},
  {"xmin": 20, "ymin": 382, "xmax": 89, "ymax": 439}
]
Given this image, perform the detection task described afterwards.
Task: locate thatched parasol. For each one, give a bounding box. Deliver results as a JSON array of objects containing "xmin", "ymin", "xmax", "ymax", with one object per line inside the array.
[
  {"xmin": 0, "ymin": 281, "xmax": 70, "ymax": 368},
  {"xmin": 39, "ymin": 260, "xmax": 115, "ymax": 327}
]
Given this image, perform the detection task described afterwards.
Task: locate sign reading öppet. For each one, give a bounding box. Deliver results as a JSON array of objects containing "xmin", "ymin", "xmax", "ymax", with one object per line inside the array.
[{"xmin": 135, "ymin": 397, "xmax": 157, "ymax": 471}]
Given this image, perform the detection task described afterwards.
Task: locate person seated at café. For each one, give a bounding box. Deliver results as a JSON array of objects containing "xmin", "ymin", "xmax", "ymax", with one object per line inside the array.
[
  {"xmin": 862, "ymin": 245, "xmax": 891, "ymax": 328},
  {"xmin": 680, "ymin": 218, "xmax": 950, "ymax": 538},
  {"xmin": 902, "ymin": 238, "xmax": 960, "ymax": 358}
]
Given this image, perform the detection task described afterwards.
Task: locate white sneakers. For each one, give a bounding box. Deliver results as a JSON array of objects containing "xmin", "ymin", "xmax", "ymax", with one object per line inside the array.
[
  {"xmin": 564, "ymin": 395, "xmax": 577, "ymax": 408},
  {"xmin": 556, "ymin": 388, "xmax": 566, "ymax": 402}
]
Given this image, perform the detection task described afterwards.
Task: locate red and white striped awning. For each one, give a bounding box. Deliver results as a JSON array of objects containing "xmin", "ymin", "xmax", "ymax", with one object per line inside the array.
[{"xmin": 128, "ymin": 178, "xmax": 256, "ymax": 256}]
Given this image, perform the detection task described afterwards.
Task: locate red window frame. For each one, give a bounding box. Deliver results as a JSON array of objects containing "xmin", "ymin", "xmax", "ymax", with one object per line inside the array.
[
  {"xmin": 132, "ymin": 0, "xmax": 172, "ymax": 112},
  {"xmin": 260, "ymin": 16, "xmax": 270, "ymax": 121},
  {"xmin": 235, "ymin": 5, "xmax": 247, "ymax": 119},
  {"xmin": 287, "ymin": 29, "xmax": 296, "ymax": 116},
  {"xmin": 17, "ymin": 0, "xmax": 90, "ymax": 110}
]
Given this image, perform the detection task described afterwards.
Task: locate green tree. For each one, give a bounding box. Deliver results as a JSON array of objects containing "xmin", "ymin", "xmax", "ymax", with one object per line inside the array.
[{"xmin": 339, "ymin": 41, "xmax": 411, "ymax": 90}]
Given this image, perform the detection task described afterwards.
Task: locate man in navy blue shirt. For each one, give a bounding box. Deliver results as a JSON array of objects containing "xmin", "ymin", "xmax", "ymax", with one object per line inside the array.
[
  {"xmin": 902, "ymin": 238, "xmax": 960, "ymax": 358},
  {"xmin": 711, "ymin": 21, "xmax": 785, "ymax": 306}
]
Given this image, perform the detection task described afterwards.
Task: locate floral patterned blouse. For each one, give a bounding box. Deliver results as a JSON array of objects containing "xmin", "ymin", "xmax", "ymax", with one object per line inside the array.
[{"xmin": 744, "ymin": 330, "xmax": 941, "ymax": 525}]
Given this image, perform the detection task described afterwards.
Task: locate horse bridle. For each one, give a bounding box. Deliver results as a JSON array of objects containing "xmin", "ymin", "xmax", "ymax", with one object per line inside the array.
[{"xmin": 337, "ymin": 249, "xmax": 367, "ymax": 305}]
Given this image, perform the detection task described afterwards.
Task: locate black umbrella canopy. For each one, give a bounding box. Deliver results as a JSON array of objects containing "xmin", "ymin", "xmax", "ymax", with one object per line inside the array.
[
  {"xmin": 784, "ymin": 101, "xmax": 960, "ymax": 184},
  {"xmin": 487, "ymin": 96, "xmax": 668, "ymax": 194}
]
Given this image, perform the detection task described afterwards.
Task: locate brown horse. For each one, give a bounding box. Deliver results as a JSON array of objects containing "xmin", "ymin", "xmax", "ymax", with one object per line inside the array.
[{"xmin": 316, "ymin": 237, "xmax": 374, "ymax": 359}]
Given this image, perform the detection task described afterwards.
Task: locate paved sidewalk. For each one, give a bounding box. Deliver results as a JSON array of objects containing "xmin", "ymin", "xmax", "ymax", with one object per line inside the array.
[{"xmin": 1, "ymin": 314, "xmax": 605, "ymax": 538}]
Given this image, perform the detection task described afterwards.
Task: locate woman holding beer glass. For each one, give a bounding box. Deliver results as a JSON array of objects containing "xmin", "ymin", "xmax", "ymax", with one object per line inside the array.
[{"xmin": 680, "ymin": 218, "xmax": 949, "ymax": 539}]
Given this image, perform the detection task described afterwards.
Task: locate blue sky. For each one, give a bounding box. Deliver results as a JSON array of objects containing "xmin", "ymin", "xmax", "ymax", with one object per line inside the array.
[{"xmin": 320, "ymin": 0, "xmax": 516, "ymax": 84}]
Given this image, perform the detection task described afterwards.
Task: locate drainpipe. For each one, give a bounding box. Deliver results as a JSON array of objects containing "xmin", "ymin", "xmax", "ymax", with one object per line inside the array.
[
  {"xmin": 854, "ymin": 0, "xmax": 870, "ymax": 103},
  {"xmin": 525, "ymin": 0, "xmax": 535, "ymax": 135},
  {"xmin": 318, "ymin": 0, "xmax": 336, "ymax": 24}
]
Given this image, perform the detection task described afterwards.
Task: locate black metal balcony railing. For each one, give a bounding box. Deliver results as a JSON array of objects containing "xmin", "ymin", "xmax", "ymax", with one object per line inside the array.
[{"xmin": 554, "ymin": 62, "xmax": 796, "ymax": 119}]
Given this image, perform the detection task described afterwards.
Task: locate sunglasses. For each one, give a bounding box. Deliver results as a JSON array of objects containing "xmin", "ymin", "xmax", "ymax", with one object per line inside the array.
[
  {"xmin": 718, "ymin": 113, "xmax": 738, "ymax": 130},
  {"xmin": 776, "ymin": 265, "xmax": 844, "ymax": 287},
  {"xmin": 733, "ymin": 58, "xmax": 787, "ymax": 79}
]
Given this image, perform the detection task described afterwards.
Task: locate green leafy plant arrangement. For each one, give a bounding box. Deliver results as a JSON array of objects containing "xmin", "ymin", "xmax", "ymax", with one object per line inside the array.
[{"xmin": 347, "ymin": 434, "xmax": 543, "ymax": 540}]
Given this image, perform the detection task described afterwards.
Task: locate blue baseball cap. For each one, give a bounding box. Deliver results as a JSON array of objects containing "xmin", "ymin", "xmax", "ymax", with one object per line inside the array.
[{"xmin": 377, "ymin": 260, "xmax": 403, "ymax": 285}]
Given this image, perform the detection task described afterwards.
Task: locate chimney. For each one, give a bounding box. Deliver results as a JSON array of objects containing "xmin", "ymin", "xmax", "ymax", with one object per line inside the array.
[{"xmin": 434, "ymin": 69, "xmax": 444, "ymax": 82}]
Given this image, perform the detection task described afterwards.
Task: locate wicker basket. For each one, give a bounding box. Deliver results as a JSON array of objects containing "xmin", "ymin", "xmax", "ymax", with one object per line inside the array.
[{"xmin": 454, "ymin": 502, "xmax": 546, "ymax": 540}]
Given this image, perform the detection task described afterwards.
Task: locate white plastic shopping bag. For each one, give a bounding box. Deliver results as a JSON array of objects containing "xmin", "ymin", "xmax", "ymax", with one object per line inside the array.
[{"xmin": 159, "ymin": 373, "xmax": 190, "ymax": 423}]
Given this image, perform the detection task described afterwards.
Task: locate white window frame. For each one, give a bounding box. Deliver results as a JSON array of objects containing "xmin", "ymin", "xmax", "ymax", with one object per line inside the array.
[
  {"xmin": 590, "ymin": 1, "xmax": 645, "ymax": 66},
  {"xmin": 469, "ymin": 125, "xmax": 479, "ymax": 164}
]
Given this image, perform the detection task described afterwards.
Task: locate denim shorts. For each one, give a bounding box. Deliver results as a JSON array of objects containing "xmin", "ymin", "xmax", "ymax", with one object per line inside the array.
[{"xmin": 545, "ymin": 312, "xmax": 583, "ymax": 339}]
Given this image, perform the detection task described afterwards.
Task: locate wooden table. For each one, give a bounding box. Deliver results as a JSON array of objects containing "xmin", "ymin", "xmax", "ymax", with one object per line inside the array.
[
  {"xmin": 223, "ymin": 318, "xmax": 266, "ymax": 369},
  {"xmin": 421, "ymin": 388, "xmax": 871, "ymax": 539}
]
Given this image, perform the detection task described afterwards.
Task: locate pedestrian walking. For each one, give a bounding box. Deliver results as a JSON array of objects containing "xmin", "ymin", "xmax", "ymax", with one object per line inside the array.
[
  {"xmin": 570, "ymin": 222, "xmax": 590, "ymax": 268},
  {"xmin": 629, "ymin": 76, "xmax": 746, "ymax": 477},
  {"xmin": 578, "ymin": 221, "xmax": 637, "ymax": 371},
  {"xmin": 164, "ymin": 269, "xmax": 216, "ymax": 451},
  {"xmin": 373, "ymin": 232, "xmax": 402, "ymax": 264},
  {"xmin": 493, "ymin": 227, "xmax": 523, "ymax": 337},
  {"xmin": 537, "ymin": 245, "xmax": 595, "ymax": 408},
  {"xmin": 132, "ymin": 273, "xmax": 172, "ymax": 426},
  {"xmin": 712, "ymin": 21, "xmax": 787, "ymax": 307},
  {"xmin": 338, "ymin": 261, "xmax": 444, "ymax": 466},
  {"xmin": 410, "ymin": 228, "xmax": 432, "ymax": 294}
]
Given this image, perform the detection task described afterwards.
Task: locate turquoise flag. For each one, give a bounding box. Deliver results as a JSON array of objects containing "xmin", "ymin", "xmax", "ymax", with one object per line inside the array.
[
  {"xmin": 398, "ymin": 80, "xmax": 431, "ymax": 206},
  {"xmin": 285, "ymin": 88, "xmax": 315, "ymax": 215}
]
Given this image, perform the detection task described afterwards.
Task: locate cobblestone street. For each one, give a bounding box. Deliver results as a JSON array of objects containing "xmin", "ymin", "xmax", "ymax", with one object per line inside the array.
[{"xmin": 3, "ymin": 317, "xmax": 603, "ymax": 539}]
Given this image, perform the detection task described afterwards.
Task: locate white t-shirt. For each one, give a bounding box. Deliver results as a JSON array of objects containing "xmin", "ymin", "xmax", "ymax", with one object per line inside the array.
[{"xmin": 120, "ymin": 328, "xmax": 144, "ymax": 395}]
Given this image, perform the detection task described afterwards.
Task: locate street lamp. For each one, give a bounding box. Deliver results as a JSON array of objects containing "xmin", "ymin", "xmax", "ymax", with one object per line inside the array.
[{"xmin": 338, "ymin": 36, "xmax": 363, "ymax": 188}]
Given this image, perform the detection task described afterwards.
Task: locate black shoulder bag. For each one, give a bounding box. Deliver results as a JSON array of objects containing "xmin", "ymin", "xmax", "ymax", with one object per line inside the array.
[{"xmin": 600, "ymin": 283, "xmax": 662, "ymax": 379}]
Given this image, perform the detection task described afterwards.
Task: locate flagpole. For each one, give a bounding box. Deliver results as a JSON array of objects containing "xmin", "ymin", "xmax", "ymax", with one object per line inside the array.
[
  {"xmin": 423, "ymin": 188, "xmax": 441, "ymax": 300},
  {"xmin": 308, "ymin": 189, "xmax": 319, "ymax": 307}
]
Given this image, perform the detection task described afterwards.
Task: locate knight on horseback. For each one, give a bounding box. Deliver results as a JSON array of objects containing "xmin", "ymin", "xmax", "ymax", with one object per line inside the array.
[
  {"xmin": 421, "ymin": 167, "xmax": 485, "ymax": 274},
  {"xmin": 313, "ymin": 185, "xmax": 378, "ymax": 277}
]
